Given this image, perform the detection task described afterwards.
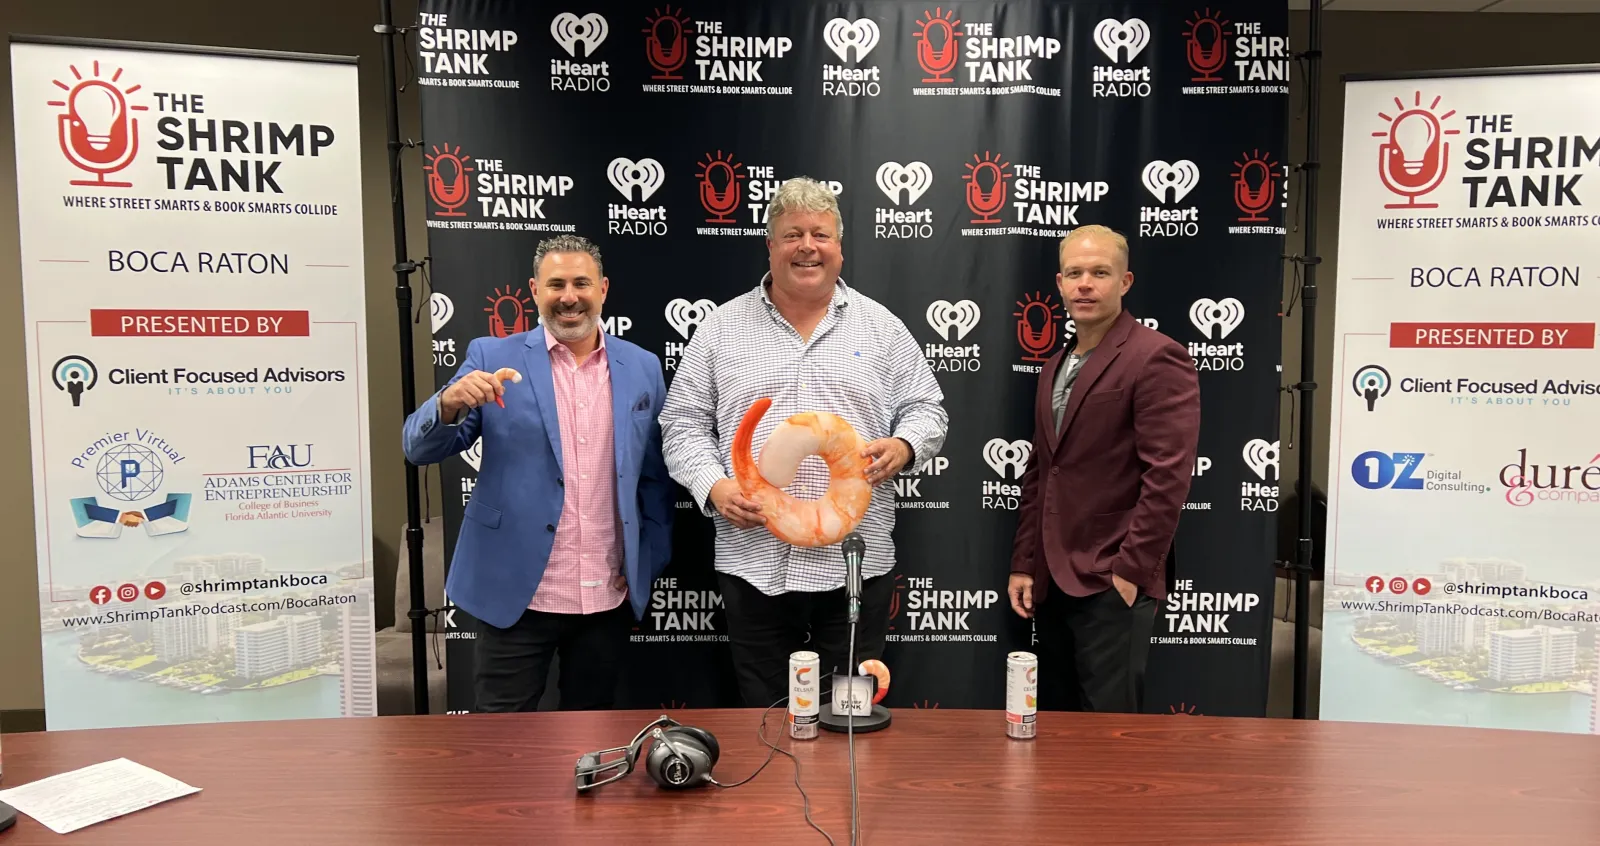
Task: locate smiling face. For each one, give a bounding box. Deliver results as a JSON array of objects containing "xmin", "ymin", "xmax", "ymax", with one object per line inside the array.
[
  {"xmin": 767, "ymin": 209, "xmax": 842, "ymax": 301},
  {"xmin": 533, "ymin": 250, "xmax": 607, "ymax": 343},
  {"xmin": 1056, "ymin": 233, "xmax": 1133, "ymax": 330}
]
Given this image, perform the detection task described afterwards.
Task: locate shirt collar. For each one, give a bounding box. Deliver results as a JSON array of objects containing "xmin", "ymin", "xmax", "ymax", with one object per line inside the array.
[
  {"xmin": 756, "ymin": 272, "xmax": 851, "ymax": 311},
  {"xmin": 544, "ymin": 324, "xmax": 606, "ymax": 354}
]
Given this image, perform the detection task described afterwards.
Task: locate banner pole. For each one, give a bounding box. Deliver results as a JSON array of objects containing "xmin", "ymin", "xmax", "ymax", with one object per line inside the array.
[
  {"xmin": 377, "ymin": 0, "xmax": 431, "ymax": 716},
  {"xmin": 1292, "ymin": 0, "xmax": 1324, "ymax": 721}
]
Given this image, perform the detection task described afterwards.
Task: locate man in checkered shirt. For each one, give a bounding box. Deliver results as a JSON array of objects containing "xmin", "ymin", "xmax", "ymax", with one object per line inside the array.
[{"xmin": 661, "ymin": 177, "xmax": 949, "ymax": 708}]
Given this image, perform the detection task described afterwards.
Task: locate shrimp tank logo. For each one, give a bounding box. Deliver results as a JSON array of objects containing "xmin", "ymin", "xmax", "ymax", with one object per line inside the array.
[
  {"xmin": 1499, "ymin": 448, "xmax": 1600, "ymax": 508},
  {"xmin": 923, "ymin": 299, "xmax": 981, "ymax": 373},
  {"xmin": 48, "ymin": 59, "xmax": 149, "ymax": 187},
  {"xmin": 68, "ymin": 429, "xmax": 192, "ymax": 540},
  {"xmin": 912, "ymin": 7, "xmax": 963, "ymax": 85},
  {"xmin": 912, "ymin": 6, "xmax": 1061, "ymax": 96},
  {"xmin": 1013, "ymin": 291, "xmax": 1063, "ymax": 373},
  {"xmin": 1159, "ymin": 579, "xmax": 1261, "ymax": 642},
  {"xmin": 53, "ymin": 355, "xmax": 99, "ymax": 407},
  {"xmin": 663, "ymin": 297, "xmax": 716, "ymax": 372},
  {"xmin": 963, "ymin": 150, "xmax": 1108, "ymax": 238},
  {"xmin": 1352, "ymin": 364, "xmax": 1391, "ymax": 411},
  {"xmin": 425, "ymin": 143, "xmax": 474, "ymax": 218},
  {"xmin": 886, "ymin": 576, "xmax": 1001, "ymax": 641},
  {"xmin": 1181, "ymin": 7, "xmax": 1289, "ymax": 95},
  {"xmin": 634, "ymin": 577, "xmax": 727, "ymax": 642},
  {"xmin": 982, "ymin": 438, "xmax": 1031, "ymax": 510},
  {"xmin": 1229, "ymin": 149, "xmax": 1286, "ymax": 235},
  {"xmin": 1374, "ymin": 91, "xmax": 1459, "ymax": 211}
]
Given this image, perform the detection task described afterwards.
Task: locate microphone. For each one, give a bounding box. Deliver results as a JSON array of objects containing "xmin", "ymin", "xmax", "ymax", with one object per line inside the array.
[
  {"xmin": 1233, "ymin": 159, "xmax": 1273, "ymax": 222},
  {"xmin": 58, "ymin": 80, "xmax": 138, "ymax": 188},
  {"xmin": 965, "ymin": 160, "xmax": 1006, "ymax": 224},
  {"xmin": 1378, "ymin": 109, "xmax": 1449, "ymax": 209},
  {"xmin": 647, "ymin": 17, "xmax": 686, "ymax": 79},
  {"xmin": 1016, "ymin": 300, "xmax": 1056, "ymax": 362},
  {"xmin": 842, "ymin": 531, "xmax": 865, "ymax": 624},
  {"xmin": 699, "ymin": 160, "xmax": 740, "ymax": 223},
  {"xmin": 1186, "ymin": 19, "xmax": 1226, "ymax": 81}
]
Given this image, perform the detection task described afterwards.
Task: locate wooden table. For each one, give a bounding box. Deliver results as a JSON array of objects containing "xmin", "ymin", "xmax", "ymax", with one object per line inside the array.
[{"xmin": 2, "ymin": 709, "xmax": 1597, "ymax": 844}]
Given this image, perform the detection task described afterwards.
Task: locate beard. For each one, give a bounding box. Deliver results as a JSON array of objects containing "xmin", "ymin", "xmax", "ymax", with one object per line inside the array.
[{"xmin": 541, "ymin": 302, "xmax": 599, "ymax": 343}]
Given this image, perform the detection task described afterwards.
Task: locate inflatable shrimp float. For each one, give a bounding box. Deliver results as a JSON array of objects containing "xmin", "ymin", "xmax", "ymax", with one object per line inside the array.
[{"xmin": 731, "ymin": 397, "xmax": 871, "ymax": 547}]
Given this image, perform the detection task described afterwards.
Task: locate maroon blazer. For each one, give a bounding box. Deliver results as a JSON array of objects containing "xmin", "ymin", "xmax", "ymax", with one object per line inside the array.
[{"xmin": 1010, "ymin": 308, "xmax": 1201, "ymax": 605}]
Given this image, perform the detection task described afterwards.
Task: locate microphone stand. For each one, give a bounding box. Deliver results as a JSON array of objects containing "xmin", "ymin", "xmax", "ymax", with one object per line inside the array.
[{"xmin": 846, "ymin": 547, "xmax": 860, "ymax": 846}]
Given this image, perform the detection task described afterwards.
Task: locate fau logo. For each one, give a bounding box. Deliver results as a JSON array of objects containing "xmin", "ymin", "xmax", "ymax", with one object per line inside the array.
[
  {"xmin": 248, "ymin": 444, "xmax": 313, "ymax": 470},
  {"xmin": 49, "ymin": 59, "xmax": 149, "ymax": 187}
]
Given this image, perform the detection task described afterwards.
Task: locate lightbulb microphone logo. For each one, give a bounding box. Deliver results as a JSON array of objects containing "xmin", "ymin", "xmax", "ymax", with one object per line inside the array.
[
  {"xmin": 1374, "ymin": 91, "xmax": 1459, "ymax": 210},
  {"xmin": 484, "ymin": 285, "xmax": 532, "ymax": 338},
  {"xmin": 913, "ymin": 8, "xmax": 963, "ymax": 84},
  {"xmin": 1168, "ymin": 702, "xmax": 1200, "ymax": 716},
  {"xmin": 1231, "ymin": 149, "xmax": 1279, "ymax": 223},
  {"xmin": 1183, "ymin": 9, "xmax": 1232, "ymax": 83},
  {"xmin": 696, "ymin": 151, "xmax": 745, "ymax": 224},
  {"xmin": 1352, "ymin": 364, "xmax": 1391, "ymax": 412},
  {"xmin": 429, "ymin": 292, "xmax": 455, "ymax": 335},
  {"xmin": 52, "ymin": 355, "xmax": 98, "ymax": 408},
  {"xmin": 963, "ymin": 151, "xmax": 1011, "ymax": 225},
  {"xmin": 886, "ymin": 573, "xmax": 906, "ymax": 631},
  {"xmin": 424, "ymin": 144, "xmax": 474, "ymax": 217},
  {"xmin": 49, "ymin": 60, "xmax": 147, "ymax": 188},
  {"xmin": 643, "ymin": 6, "xmax": 692, "ymax": 80},
  {"xmin": 1013, "ymin": 292, "xmax": 1061, "ymax": 363},
  {"xmin": 551, "ymin": 12, "xmax": 609, "ymax": 58}
]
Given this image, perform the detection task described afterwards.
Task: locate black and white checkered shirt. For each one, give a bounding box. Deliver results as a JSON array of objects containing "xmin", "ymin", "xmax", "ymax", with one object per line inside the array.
[{"xmin": 660, "ymin": 275, "xmax": 949, "ymax": 595}]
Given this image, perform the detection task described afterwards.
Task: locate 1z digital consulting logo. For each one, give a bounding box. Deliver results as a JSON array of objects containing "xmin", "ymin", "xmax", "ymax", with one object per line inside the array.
[
  {"xmin": 1140, "ymin": 159, "xmax": 1200, "ymax": 236},
  {"xmin": 1241, "ymin": 438, "xmax": 1279, "ymax": 511},
  {"xmin": 1188, "ymin": 297, "xmax": 1245, "ymax": 371},
  {"xmin": 875, "ymin": 161, "xmax": 935, "ymax": 239},
  {"xmin": 1181, "ymin": 7, "xmax": 1288, "ymax": 95},
  {"xmin": 642, "ymin": 6, "xmax": 794, "ymax": 94},
  {"xmin": 911, "ymin": 7, "xmax": 1062, "ymax": 96},
  {"xmin": 48, "ymin": 58, "xmax": 149, "ymax": 188},
  {"xmin": 822, "ymin": 17, "xmax": 882, "ymax": 97},
  {"xmin": 887, "ymin": 576, "xmax": 1000, "ymax": 640},
  {"xmin": 607, "ymin": 156, "xmax": 667, "ymax": 236},
  {"xmin": 924, "ymin": 299, "xmax": 981, "ymax": 372},
  {"xmin": 961, "ymin": 150, "xmax": 1108, "ymax": 237},
  {"xmin": 663, "ymin": 298, "xmax": 716, "ymax": 371},
  {"xmin": 416, "ymin": 13, "xmax": 521, "ymax": 85},
  {"xmin": 1090, "ymin": 18, "xmax": 1152, "ymax": 98},
  {"xmin": 982, "ymin": 438, "xmax": 1031, "ymax": 510},
  {"xmin": 550, "ymin": 12, "xmax": 610, "ymax": 92}
]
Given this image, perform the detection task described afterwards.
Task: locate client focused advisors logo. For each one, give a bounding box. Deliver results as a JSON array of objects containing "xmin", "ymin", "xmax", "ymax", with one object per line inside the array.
[
  {"xmin": 822, "ymin": 17, "xmax": 882, "ymax": 98},
  {"xmin": 1374, "ymin": 91, "xmax": 1458, "ymax": 211},
  {"xmin": 1090, "ymin": 18, "xmax": 1152, "ymax": 99},
  {"xmin": 982, "ymin": 438, "xmax": 1031, "ymax": 511},
  {"xmin": 606, "ymin": 157, "xmax": 668, "ymax": 237},
  {"xmin": 1013, "ymin": 291, "xmax": 1063, "ymax": 373},
  {"xmin": 923, "ymin": 299, "xmax": 981, "ymax": 373},
  {"xmin": 633, "ymin": 577, "xmax": 727, "ymax": 642},
  {"xmin": 53, "ymin": 354, "xmax": 99, "ymax": 407},
  {"xmin": 1500, "ymin": 448, "xmax": 1600, "ymax": 508},
  {"xmin": 550, "ymin": 12, "xmax": 611, "ymax": 92},
  {"xmin": 47, "ymin": 59, "xmax": 149, "ymax": 188},
  {"xmin": 894, "ymin": 455, "xmax": 951, "ymax": 509},
  {"xmin": 962, "ymin": 151, "xmax": 1108, "ymax": 238},
  {"xmin": 1156, "ymin": 578, "xmax": 1262, "ymax": 642},
  {"xmin": 1229, "ymin": 149, "xmax": 1287, "ymax": 235},
  {"xmin": 1352, "ymin": 364, "xmax": 1391, "ymax": 411},
  {"xmin": 1188, "ymin": 297, "xmax": 1245, "ymax": 372},
  {"xmin": 642, "ymin": 6, "xmax": 795, "ymax": 95},
  {"xmin": 874, "ymin": 161, "xmax": 936, "ymax": 240},
  {"xmin": 1139, "ymin": 160, "xmax": 1200, "ymax": 237},
  {"xmin": 663, "ymin": 298, "xmax": 717, "ymax": 372},
  {"xmin": 886, "ymin": 575, "xmax": 1001, "ymax": 641},
  {"xmin": 416, "ymin": 13, "xmax": 522, "ymax": 84},
  {"xmin": 1241, "ymin": 438, "xmax": 1278, "ymax": 512},
  {"xmin": 68, "ymin": 428, "xmax": 191, "ymax": 540},
  {"xmin": 424, "ymin": 143, "xmax": 474, "ymax": 218},
  {"xmin": 1180, "ymin": 7, "xmax": 1288, "ymax": 95},
  {"xmin": 911, "ymin": 7, "xmax": 1062, "ymax": 97}
]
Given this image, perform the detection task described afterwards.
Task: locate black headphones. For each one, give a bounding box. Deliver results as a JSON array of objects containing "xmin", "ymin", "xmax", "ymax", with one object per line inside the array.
[{"xmin": 574, "ymin": 715, "xmax": 722, "ymax": 793}]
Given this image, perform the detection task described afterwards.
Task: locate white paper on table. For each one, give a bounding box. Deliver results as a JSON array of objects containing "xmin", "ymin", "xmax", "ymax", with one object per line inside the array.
[{"xmin": 0, "ymin": 757, "xmax": 201, "ymax": 834}]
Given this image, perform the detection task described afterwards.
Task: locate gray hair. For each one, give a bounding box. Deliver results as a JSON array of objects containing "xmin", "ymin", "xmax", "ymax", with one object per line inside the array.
[
  {"xmin": 533, "ymin": 234, "xmax": 604, "ymax": 279},
  {"xmin": 766, "ymin": 177, "xmax": 843, "ymax": 243}
]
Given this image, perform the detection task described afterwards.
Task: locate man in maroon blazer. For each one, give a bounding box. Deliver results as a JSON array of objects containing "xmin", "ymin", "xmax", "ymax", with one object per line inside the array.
[{"xmin": 1008, "ymin": 225, "xmax": 1201, "ymax": 714}]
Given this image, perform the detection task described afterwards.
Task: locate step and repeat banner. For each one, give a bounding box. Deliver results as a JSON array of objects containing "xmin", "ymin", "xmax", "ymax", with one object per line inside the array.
[
  {"xmin": 11, "ymin": 37, "xmax": 377, "ymax": 729},
  {"xmin": 416, "ymin": 0, "xmax": 1288, "ymax": 715},
  {"xmin": 1324, "ymin": 68, "xmax": 1600, "ymax": 735}
]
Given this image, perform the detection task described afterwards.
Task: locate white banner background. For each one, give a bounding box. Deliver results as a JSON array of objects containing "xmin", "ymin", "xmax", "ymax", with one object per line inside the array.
[
  {"xmin": 1323, "ymin": 67, "xmax": 1600, "ymax": 734},
  {"xmin": 11, "ymin": 37, "xmax": 376, "ymax": 730}
]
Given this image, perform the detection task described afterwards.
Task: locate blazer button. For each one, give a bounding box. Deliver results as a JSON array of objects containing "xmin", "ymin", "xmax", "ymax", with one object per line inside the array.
[
  {"xmin": 558, "ymin": 478, "xmax": 564, "ymax": 487},
  {"xmin": 546, "ymin": 524, "xmax": 555, "ymax": 532},
  {"xmin": 1050, "ymin": 467, "xmax": 1059, "ymax": 476}
]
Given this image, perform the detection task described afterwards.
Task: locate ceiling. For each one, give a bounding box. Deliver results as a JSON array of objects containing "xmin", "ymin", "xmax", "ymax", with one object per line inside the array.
[{"xmin": 1287, "ymin": 0, "xmax": 1600, "ymax": 10}]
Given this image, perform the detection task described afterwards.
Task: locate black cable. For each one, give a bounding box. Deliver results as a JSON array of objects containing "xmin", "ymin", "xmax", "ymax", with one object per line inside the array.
[
  {"xmin": 709, "ymin": 696, "xmax": 837, "ymax": 845},
  {"xmin": 847, "ymin": 619, "xmax": 859, "ymax": 846}
]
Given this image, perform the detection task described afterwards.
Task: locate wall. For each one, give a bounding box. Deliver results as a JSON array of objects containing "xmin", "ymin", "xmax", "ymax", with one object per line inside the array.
[{"xmin": 0, "ymin": 0, "xmax": 436, "ymax": 719}]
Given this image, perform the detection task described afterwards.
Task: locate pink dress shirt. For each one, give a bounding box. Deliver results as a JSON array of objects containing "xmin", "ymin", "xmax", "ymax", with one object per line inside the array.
[{"xmin": 528, "ymin": 330, "xmax": 627, "ymax": 615}]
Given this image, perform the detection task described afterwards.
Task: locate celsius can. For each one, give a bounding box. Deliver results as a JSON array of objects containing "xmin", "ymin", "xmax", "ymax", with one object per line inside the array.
[
  {"xmin": 789, "ymin": 651, "xmax": 820, "ymax": 740},
  {"xmin": 1006, "ymin": 651, "xmax": 1038, "ymax": 740}
]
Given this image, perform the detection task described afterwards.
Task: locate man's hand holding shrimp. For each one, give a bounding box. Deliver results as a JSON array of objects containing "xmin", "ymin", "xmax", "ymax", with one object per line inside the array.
[
  {"xmin": 709, "ymin": 478, "xmax": 765, "ymax": 529},
  {"xmin": 438, "ymin": 367, "xmax": 522, "ymax": 421},
  {"xmin": 861, "ymin": 438, "xmax": 913, "ymax": 486}
]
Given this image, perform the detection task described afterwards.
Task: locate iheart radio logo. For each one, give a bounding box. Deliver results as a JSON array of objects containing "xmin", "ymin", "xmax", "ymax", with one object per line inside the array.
[
  {"xmin": 607, "ymin": 157, "xmax": 665, "ymax": 201},
  {"xmin": 876, "ymin": 161, "xmax": 933, "ymax": 206},
  {"xmin": 49, "ymin": 59, "xmax": 149, "ymax": 187},
  {"xmin": 462, "ymin": 438, "xmax": 483, "ymax": 472},
  {"xmin": 1141, "ymin": 160, "xmax": 1200, "ymax": 204},
  {"xmin": 823, "ymin": 18, "xmax": 881, "ymax": 62},
  {"xmin": 926, "ymin": 299, "xmax": 980, "ymax": 341},
  {"xmin": 1093, "ymin": 18, "xmax": 1149, "ymax": 63},
  {"xmin": 983, "ymin": 438, "xmax": 1032, "ymax": 479},
  {"xmin": 551, "ymin": 12, "xmax": 608, "ymax": 58},
  {"xmin": 665, "ymin": 298, "xmax": 717, "ymax": 339}
]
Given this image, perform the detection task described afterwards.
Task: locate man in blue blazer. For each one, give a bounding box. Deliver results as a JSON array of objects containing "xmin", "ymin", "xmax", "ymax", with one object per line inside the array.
[{"xmin": 403, "ymin": 235, "xmax": 674, "ymax": 712}]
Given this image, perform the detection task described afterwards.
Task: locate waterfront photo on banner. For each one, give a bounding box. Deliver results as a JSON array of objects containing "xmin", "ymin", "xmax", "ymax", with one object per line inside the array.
[
  {"xmin": 10, "ymin": 36, "xmax": 377, "ymax": 730},
  {"xmin": 415, "ymin": 0, "xmax": 1289, "ymax": 715},
  {"xmin": 1324, "ymin": 65, "xmax": 1600, "ymax": 735}
]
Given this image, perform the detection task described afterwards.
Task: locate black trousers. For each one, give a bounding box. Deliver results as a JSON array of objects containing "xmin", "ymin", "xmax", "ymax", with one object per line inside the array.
[
  {"xmin": 1033, "ymin": 575, "xmax": 1159, "ymax": 714},
  {"xmin": 472, "ymin": 604, "xmax": 632, "ymax": 712},
  {"xmin": 717, "ymin": 571, "xmax": 896, "ymax": 709}
]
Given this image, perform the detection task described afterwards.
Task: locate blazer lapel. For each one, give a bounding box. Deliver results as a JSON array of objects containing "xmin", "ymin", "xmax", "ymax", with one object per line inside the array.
[
  {"xmin": 523, "ymin": 329, "xmax": 563, "ymax": 475},
  {"xmin": 1036, "ymin": 351, "xmax": 1063, "ymax": 457},
  {"xmin": 1052, "ymin": 310, "xmax": 1137, "ymax": 452},
  {"xmin": 608, "ymin": 336, "xmax": 632, "ymax": 471}
]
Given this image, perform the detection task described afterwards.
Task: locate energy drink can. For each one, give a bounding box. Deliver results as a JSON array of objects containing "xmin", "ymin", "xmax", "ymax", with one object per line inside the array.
[
  {"xmin": 789, "ymin": 651, "xmax": 820, "ymax": 740},
  {"xmin": 1006, "ymin": 651, "xmax": 1038, "ymax": 740}
]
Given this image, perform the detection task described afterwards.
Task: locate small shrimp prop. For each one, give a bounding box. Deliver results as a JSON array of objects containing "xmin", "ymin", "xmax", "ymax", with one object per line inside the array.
[
  {"xmin": 491, "ymin": 367, "xmax": 522, "ymax": 408},
  {"xmin": 859, "ymin": 659, "xmax": 890, "ymax": 705},
  {"xmin": 732, "ymin": 397, "xmax": 872, "ymax": 547}
]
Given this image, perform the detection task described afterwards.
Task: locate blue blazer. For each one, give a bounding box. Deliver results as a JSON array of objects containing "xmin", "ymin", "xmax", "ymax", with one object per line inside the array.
[{"xmin": 401, "ymin": 328, "xmax": 675, "ymax": 628}]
